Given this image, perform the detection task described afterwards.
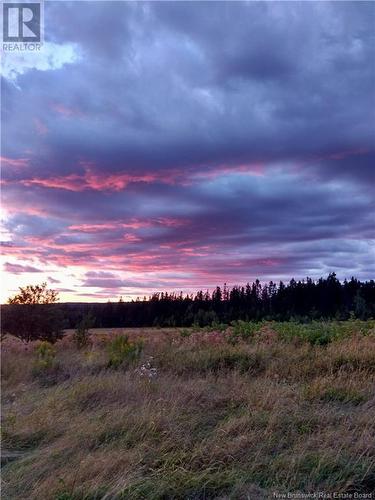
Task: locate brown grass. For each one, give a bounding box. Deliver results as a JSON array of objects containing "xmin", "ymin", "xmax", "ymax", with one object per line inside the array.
[{"xmin": 1, "ymin": 325, "xmax": 375, "ymax": 499}]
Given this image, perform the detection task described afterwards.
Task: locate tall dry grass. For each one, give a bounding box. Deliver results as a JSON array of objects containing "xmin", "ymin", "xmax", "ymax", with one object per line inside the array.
[{"xmin": 1, "ymin": 324, "xmax": 375, "ymax": 499}]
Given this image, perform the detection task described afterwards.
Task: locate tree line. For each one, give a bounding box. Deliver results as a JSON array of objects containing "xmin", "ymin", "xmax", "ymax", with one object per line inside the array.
[
  {"xmin": 1, "ymin": 273, "xmax": 375, "ymax": 341},
  {"xmin": 76, "ymin": 273, "xmax": 374, "ymax": 327},
  {"xmin": 2, "ymin": 274, "xmax": 374, "ymax": 342}
]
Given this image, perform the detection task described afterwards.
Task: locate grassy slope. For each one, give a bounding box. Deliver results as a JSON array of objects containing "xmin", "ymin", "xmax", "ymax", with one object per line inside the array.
[{"xmin": 1, "ymin": 321, "xmax": 375, "ymax": 499}]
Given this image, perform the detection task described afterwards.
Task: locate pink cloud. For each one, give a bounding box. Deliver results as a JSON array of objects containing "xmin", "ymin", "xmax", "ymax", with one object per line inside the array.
[
  {"xmin": 1, "ymin": 156, "xmax": 29, "ymax": 169},
  {"xmin": 67, "ymin": 217, "xmax": 186, "ymax": 233},
  {"xmin": 22, "ymin": 173, "xmax": 85, "ymax": 191},
  {"xmin": 122, "ymin": 233, "xmax": 141, "ymax": 243},
  {"xmin": 51, "ymin": 102, "xmax": 83, "ymax": 118},
  {"xmin": 17, "ymin": 161, "xmax": 267, "ymax": 193},
  {"xmin": 68, "ymin": 223, "xmax": 124, "ymax": 233},
  {"xmin": 22, "ymin": 166, "xmax": 179, "ymax": 192}
]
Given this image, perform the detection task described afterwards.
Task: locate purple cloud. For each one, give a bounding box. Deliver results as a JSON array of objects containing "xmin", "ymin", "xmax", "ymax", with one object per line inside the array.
[
  {"xmin": 1, "ymin": 2, "xmax": 374, "ymax": 301},
  {"xmin": 4, "ymin": 262, "xmax": 43, "ymax": 274}
]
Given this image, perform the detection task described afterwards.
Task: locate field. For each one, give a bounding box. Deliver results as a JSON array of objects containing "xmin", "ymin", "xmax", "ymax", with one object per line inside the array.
[{"xmin": 1, "ymin": 321, "xmax": 375, "ymax": 499}]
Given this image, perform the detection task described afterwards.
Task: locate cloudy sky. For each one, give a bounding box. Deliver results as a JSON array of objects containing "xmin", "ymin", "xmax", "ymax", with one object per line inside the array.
[{"xmin": 1, "ymin": 1, "xmax": 374, "ymax": 302}]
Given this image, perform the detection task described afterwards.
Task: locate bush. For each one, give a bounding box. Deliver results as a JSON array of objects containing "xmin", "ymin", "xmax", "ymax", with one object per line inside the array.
[
  {"xmin": 272, "ymin": 321, "xmax": 343, "ymax": 345},
  {"xmin": 179, "ymin": 328, "xmax": 191, "ymax": 338},
  {"xmin": 107, "ymin": 335, "xmax": 143, "ymax": 369},
  {"xmin": 32, "ymin": 341, "xmax": 60, "ymax": 385},
  {"xmin": 34, "ymin": 341, "xmax": 56, "ymax": 367},
  {"xmin": 306, "ymin": 329, "xmax": 332, "ymax": 346},
  {"xmin": 230, "ymin": 321, "xmax": 260, "ymax": 342},
  {"xmin": 211, "ymin": 321, "xmax": 228, "ymax": 333},
  {"xmin": 73, "ymin": 314, "xmax": 95, "ymax": 349}
]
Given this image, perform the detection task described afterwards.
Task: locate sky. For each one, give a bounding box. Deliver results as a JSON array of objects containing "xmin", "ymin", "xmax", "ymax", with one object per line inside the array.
[{"xmin": 1, "ymin": 1, "xmax": 375, "ymax": 303}]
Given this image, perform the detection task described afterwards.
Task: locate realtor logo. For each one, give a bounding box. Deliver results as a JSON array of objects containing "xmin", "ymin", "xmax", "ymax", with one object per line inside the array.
[{"xmin": 3, "ymin": 3, "xmax": 41, "ymax": 42}]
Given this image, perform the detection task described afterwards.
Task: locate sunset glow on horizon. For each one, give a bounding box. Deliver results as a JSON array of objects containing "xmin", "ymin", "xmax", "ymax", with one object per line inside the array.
[{"xmin": 1, "ymin": 1, "xmax": 374, "ymax": 303}]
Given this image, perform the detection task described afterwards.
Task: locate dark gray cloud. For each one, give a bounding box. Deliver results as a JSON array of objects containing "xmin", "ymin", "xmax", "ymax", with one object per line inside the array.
[{"xmin": 1, "ymin": 1, "xmax": 374, "ymax": 298}]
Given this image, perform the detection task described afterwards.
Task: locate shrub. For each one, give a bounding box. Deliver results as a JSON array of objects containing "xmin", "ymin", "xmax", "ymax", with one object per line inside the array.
[
  {"xmin": 306, "ymin": 329, "xmax": 332, "ymax": 346},
  {"xmin": 32, "ymin": 341, "xmax": 60, "ymax": 385},
  {"xmin": 179, "ymin": 328, "xmax": 191, "ymax": 338},
  {"xmin": 230, "ymin": 321, "xmax": 260, "ymax": 342},
  {"xmin": 211, "ymin": 321, "xmax": 228, "ymax": 333},
  {"xmin": 272, "ymin": 321, "xmax": 306, "ymax": 342},
  {"xmin": 34, "ymin": 341, "xmax": 56, "ymax": 367},
  {"xmin": 107, "ymin": 335, "xmax": 143, "ymax": 369},
  {"xmin": 272, "ymin": 321, "xmax": 341, "ymax": 345},
  {"xmin": 73, "ymin": 314, "xmax": 95, "ymax": 349}
]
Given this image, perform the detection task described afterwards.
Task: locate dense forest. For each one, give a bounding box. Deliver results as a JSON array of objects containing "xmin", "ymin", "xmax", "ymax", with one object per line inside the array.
[
  {"xmin": 2, "ymin": 274, "xmax": 374, "ymax": 335},
  {"xmin": 40, "ymin": 273, "xmax": 375, "ymax": 328}
]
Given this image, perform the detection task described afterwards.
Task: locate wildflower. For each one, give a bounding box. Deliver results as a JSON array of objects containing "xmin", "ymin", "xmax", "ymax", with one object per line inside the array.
[{"xmin": 136, "ymin": 357, "xmax": 158, "ymax": 380}]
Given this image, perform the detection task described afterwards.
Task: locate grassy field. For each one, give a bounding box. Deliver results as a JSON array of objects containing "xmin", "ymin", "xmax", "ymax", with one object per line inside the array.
[{"xmin": 1, "ymin": 321, "xmax": 375, "ymax": 499}]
